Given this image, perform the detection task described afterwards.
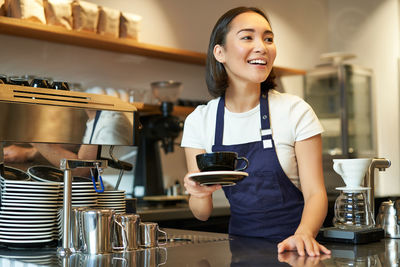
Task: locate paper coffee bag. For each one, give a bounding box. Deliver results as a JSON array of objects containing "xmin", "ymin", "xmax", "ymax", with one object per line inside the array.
[
  {"xmin": 43, "ymin": 0, "xmax": 73, "ymax": 29},
  {"xmin": 71, "ymin": 0, "xmax": 98, "ymax": 32},
  {"xmin": 97, "ymin": 5, "xmax": 119, "ymax": 38},
  {"xmin": 0, "ymin": 0, "xmax": 6, "ymax": 16},
  {"xmin": 8, "ymin": 0, "xmax": 46, "ymax": 24},
  {"xmin": 119, "ymin": 12, "xmax": 141, "ymax": 40}
]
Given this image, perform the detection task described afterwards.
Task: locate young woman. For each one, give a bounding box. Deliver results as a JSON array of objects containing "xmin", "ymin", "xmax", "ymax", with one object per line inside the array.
[{"xmin": 181, "ymin": 7, "xmax": 331, "ymax": 256}]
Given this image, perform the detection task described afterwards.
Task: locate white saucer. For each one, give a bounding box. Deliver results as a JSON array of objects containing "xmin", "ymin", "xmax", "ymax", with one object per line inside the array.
[
  {"xmin": 0, "ymin": 238, "xmax": 54, "ymax": 243},
  {"xmin": 336, "ymin": 186, "xmax": 371, "ymax": 191},
  {"xmin": 188, "ymin": 171, "xmax": 248, "ymax": 186}
]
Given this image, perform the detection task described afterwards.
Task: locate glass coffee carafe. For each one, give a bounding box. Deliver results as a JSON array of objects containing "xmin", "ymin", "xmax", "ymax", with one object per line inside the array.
[{"xmin": 332, "ymin": 158, "xmax": 375, "ymax": 229}]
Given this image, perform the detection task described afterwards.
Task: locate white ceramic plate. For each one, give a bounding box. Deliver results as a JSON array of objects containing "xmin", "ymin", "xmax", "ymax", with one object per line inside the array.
[
  {"xmin": 0, "ymin": 230, "xmax": 55, "ymax": 236},
  {"xmin": 0, "ymin": 222, "xmax": 56, "ymax": 228},
  {"xmin": 0, "ymin": 210, "xmax": 56, "ymax": 216},
  {"xmin": 1, "ymin": 195, "xmax": 59, "ymax": 201},
  {"xmin": 0, "ymin": 238, "xmax": 54, "ymax": 243},
  {"xmin": 97, "ymin": 195, "xmax": 125, "ymax": 199},
  {"xmin": 1, "ymin": 192, "xmax": 59, "ymax": 198},
  {"xmin": 0, "ymin": 179, "xmax": 60, "ymax": 187},
  {"xmin": 0, "ymin": 234, "xmax": 54, "ymax": 240},
  {"xmin": 1, "ymin": 179, "xmax": 60, "ymax": 186},
  {"xmin": 1, "ymin": 202, "xmax": 58, "ymax": 208},
  {"xmin": 1, "ymin": 199, "xmax": 56, "ymax": 204},
  {"xmin": 1, "ymin": 188, "xmax": 59, "ymax": 193},
  {"xmin": 0, "ymin": 214, "xmax": 56, "ymax": 220},
  {"xmin": 0, "ymin": 183, "xmax": 60, "ymax": 190},
  {"xmin": 0, "ymin": 219, "xmax": 55, "ymax": 224},
  {"xmin": 0, "ymin": 206, "xmax": 58, "ymax": 211}
]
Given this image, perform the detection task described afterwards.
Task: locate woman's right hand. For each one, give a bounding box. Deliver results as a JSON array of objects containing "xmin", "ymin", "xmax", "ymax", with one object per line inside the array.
[{"xmin": 184, "ymin": 172, "xmax": 222, "ymax": 199}]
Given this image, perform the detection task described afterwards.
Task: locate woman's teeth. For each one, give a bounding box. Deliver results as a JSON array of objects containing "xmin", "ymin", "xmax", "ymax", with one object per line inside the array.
[{"xmin": 248, "ymin": 59, "xmax": 267, "ymax": 65}]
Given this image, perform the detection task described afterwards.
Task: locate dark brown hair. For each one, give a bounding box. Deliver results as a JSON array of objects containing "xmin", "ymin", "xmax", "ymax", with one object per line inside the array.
[{"xmin": 205, "ymin": 7, "xmax": 276, "ymax": 97}]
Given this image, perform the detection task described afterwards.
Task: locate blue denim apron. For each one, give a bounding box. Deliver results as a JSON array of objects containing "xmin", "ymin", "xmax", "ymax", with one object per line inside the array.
[{"xmin": 212, "ymin": 90, "xmax": 304, "ymax": 241}]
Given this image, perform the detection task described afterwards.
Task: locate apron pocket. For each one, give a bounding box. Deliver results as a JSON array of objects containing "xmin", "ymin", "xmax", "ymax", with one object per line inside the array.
[{"xmin": 228, "ymin": 171, "xmax": 283, "ymax": 212}]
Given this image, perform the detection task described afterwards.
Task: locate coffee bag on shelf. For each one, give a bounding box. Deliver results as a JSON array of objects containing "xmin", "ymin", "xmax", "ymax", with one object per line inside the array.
[
  {"xmin": 7, "ymin": 0, "xmax": 46, "ymax": 24},
  {"xmin": 43, "ymin": 0, "xmax": 72, "ymax": 29},
  {"xmin": 97, "ymin": 5, "xmax": 119, "ymax": 38},
  {"xmin": 0, "ymin": 0, "xmax": 6, "ymax": 16},
  {"xmin": 119, "ymin": 12, "xmax": 141, "ymax": 41},
  {"xmin": 71, "ymin": 0, "xmax": 98, "ymax": 32}
]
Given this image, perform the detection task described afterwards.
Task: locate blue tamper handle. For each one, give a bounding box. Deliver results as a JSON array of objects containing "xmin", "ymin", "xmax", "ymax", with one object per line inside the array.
[{"xmin": 91, "ymin": 174, "xmax": 105, "ymax": 193}]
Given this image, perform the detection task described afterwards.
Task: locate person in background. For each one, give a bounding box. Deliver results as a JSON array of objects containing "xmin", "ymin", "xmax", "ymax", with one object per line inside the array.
[{"xmin": 181, "ymin": 6, "xmax": 331, "ymax": 257}]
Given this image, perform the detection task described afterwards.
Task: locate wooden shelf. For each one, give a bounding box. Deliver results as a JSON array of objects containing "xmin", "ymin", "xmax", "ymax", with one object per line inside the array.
[
  {"xmin": 132, "ymin": 102, "xmax": 194, "ymax": 117},
  {"xmin": 0, "ymin": 16, "xmax": 205, "ymax": 65},
  {"xmin": 0, "ymin": 16, "xmax": 306, "ymax": 75}
]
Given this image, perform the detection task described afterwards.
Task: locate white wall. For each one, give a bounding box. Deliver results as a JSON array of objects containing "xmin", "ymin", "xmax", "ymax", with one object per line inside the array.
[{"xmin": 327, "ymin": 0, "xmax": 400, "ymax": 197}]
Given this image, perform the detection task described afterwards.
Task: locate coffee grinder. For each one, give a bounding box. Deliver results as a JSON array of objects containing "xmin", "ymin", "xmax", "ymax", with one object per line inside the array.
[
  {"xmin": 318, "ymin": 158, "xmax": 388, "ymax": 244},
  {"xmin": 134, "ymin": 81, "xmax": 184, "ymax": 197}
]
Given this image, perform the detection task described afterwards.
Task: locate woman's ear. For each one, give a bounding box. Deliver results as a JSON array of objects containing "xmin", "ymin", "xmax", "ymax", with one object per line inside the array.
[{"xmin": 213, "ymin": 44, "xmax": 225, "ymax": 63}]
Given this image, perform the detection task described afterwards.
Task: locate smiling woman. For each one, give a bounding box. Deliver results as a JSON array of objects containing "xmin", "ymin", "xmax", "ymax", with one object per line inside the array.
[{"xmin": 181, "ymin": 6, "xmax": 331, "ymax": 257}]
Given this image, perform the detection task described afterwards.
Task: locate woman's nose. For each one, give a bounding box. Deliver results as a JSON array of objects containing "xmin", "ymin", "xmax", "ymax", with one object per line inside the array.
[{"xmin": 253, "ymin": 38, "xmax": 267, "ymax": 54}]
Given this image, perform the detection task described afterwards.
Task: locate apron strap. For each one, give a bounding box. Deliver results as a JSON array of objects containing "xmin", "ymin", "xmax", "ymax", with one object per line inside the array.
[
  {"xmin": 214, "ymin": 97, "xmax": 225, "ymax": 146},
  {"xmin": 260, "ymin": 89, "xmax": 273, "ymax": 149}
]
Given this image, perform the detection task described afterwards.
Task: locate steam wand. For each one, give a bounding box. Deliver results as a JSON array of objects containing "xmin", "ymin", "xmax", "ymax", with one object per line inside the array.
[{"xmin": 57, "ymin": 159, "xmax": 107, "ymax": 256}]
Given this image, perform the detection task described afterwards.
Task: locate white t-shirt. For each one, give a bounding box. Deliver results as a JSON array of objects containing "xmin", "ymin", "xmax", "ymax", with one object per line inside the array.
[
  {"xmin": 181, "ymin": 90, "xmax": 324, "ymax": 188},
  {"xmin": 83, "ymin": 111, "xmax": 133, "ymax": 145}
]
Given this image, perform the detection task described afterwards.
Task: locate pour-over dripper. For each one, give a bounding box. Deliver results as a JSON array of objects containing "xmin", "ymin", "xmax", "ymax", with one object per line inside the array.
[
  {"xmin": 332, "ymin": 158, "xmax": 375, "ymax": 229},
  {"xmin": 333, "ymin": 158, "xmax": 371, "ymax": 188}
]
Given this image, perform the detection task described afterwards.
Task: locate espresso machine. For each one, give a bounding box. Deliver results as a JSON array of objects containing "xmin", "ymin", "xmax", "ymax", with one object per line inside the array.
[
  {"xmin": 134, "ymin": 81, "xmax": 184, "ymax": 197},
  {"xmin": 0, "ymin": 81, "xmax": 138, "ymax": 255},
  {"xmin": 318, "ymin": 158, "xmax": 391, "ymax": 244}
]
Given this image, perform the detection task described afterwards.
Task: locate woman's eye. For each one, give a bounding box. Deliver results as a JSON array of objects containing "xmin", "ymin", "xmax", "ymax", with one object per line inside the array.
[
  {"xmin": 265, "ymin": 37, "xmax": 274, "ymax": 42},
  {"xmin": 241, "ymin": 36, "xmax": 252, "ymax": 40}
]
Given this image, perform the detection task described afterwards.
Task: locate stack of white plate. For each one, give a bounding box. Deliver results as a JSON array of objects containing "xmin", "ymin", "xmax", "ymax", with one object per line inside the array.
[
  {"xmin": 27, "ymin": 166, "xmax": 98, "ymax": 208},
  {"xmin": 58, "ymin": 179, "xmax": 99, "ymax": 208},
  {"xmin": 97, "ymin": 190, "xmax": 126, "ymax": 214},
  {"xmin": 0, "ymin": 166, "xmax": 59, "ymax": 248}
]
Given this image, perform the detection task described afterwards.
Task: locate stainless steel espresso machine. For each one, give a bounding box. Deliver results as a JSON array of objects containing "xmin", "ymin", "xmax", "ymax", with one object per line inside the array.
[{"xmin": 0, "ymin": 82, "xmax": 138, "ymax": 255}]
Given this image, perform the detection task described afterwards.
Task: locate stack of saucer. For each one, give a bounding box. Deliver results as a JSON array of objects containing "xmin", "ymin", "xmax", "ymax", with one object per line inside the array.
[
  {"xmin": 0, "ymin": 166, "xmax": 59, "ymax": 248},
  {"xmin": 27, "ymin": 166, "xmax": 98, "ymax": 208},
  {"xmin": 97, "ymin": 190, "xmax": 126, "ymax": 214},
  {"xmin": 58, "ymin": 177, "xmax": 99, "ymax": 208}
]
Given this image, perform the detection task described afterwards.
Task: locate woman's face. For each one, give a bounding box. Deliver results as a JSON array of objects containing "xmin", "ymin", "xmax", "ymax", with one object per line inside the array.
[{"xmin": 214, "ymin": 12, "xmax": 276, "ymax": 88}]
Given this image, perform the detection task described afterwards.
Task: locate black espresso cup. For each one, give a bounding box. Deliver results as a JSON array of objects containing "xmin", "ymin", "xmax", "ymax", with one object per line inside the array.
[
  {"xmin": 0, "ymin": 74, "xmax": 7, "ymax": 84},
  {"xmin": 52, "ymin": 81, "xmax": 70, "ymax": 90},
  {"xmin": 196, "ymin": 152, "xmax": 249, "ymax": 172},
  {"xmin": 9, "ymin": 77, "xmax": 30, "ymax": 86},
  {"xmin": 31, "ymin": 78, "xmax": 50, "ymax": 89}
]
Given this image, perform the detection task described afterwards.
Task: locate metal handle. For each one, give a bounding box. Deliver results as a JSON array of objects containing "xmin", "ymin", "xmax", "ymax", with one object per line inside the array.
[
  {"xmin": 157, "ymin": 227, "xmax": 168, "ymax": 246},
  {"xmin": 90, "ymin": 164, "xmax": 105, "ymax": 193},
  {"xmin": 91, "ymin": 174, "xmax": 105, "ymax": 193},
  {"xmin": 113, "ymin": 220, "xmax": 129, "ymax": 251}
]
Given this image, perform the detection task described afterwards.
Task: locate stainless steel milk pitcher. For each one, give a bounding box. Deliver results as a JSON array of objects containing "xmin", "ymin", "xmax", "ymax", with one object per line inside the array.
[
  {"xmin": 114, "ymin": 214, "xmax": 141, "ymax": 251},
  {"xmin": 81, "ymin": 209, "xmax": 127, "ymax": 254}
]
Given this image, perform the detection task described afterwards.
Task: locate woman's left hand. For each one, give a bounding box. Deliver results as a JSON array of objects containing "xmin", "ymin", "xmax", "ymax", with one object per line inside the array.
[{"xmin": 277, "ymin": 233, "xmax": 331, "ymax": 257}]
